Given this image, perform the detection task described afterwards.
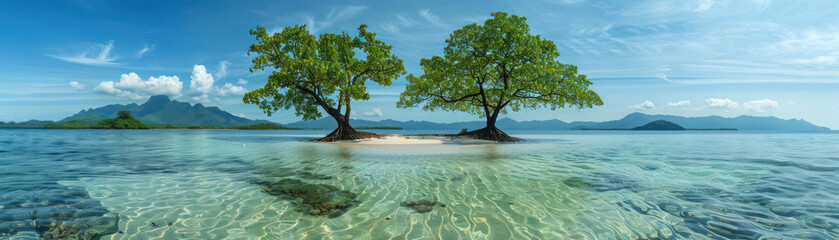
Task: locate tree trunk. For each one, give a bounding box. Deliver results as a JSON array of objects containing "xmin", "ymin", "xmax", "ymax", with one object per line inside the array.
[
  {"xmin": 318, "ymin": 111, "xmax": 376, "ymax": 142},
  {"xmin": 459, "ymin": 116, "xmax": 523, "ymax": 142}
]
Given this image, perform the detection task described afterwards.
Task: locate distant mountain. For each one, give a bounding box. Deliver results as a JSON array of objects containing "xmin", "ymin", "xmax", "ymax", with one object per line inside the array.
[
  {"xmin": 60, "ymin": 95, "xmax": 272, "ymax": 127},
  {"xmin": 286, "ymin": 112, "xmax": 829, "ymax": 131},
  {"xmin": 631, "ymin": 120, "xmax": 685, "ymax": 130},
  {"xmin": 0, "ymin": 120, "xmax": 54, "ymax": 128},
  {"xmin": 577, "ymin": 112, "xmax": 829, "ymax": 131}
]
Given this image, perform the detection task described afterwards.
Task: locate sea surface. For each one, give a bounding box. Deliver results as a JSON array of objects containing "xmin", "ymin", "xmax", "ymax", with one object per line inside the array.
[{"xmin": 1, "ymin": 129, "xmax": 838, "ymax": 239}]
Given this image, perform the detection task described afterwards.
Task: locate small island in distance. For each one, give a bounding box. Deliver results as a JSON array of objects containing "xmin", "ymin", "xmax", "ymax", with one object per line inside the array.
[
  {"xmin": 44, "ymin": 110, "xmax": 150, "ymax": 129},
  {"xmin": 581, "ymin": 119, "xmax": 738, "ymax": 131},
  {"xmin": 632, "ymin": 120, "xmax": 685, "ymax": 130}
]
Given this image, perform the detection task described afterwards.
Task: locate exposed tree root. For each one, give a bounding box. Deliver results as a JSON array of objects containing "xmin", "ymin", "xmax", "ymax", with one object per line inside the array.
[
  {"xmin": 458, "ymin": 126, "xmax": 523, "ymax": 142},
  {"xmin": 318, "ymin": 124, "xmax": 376, "ymax": 142}
]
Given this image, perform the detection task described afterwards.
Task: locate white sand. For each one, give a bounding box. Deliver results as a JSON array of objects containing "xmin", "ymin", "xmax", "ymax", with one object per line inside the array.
[{"xmin": 330, "ymin": 135, "xmax": 495, "ymax": 149}]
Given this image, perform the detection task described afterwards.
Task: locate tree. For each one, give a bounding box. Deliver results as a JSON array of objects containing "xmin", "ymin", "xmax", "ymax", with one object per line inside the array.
[
  {"xmin": 398, "ymin": 12, "xmax": 603, "ymax": 142},
  {"xmin": 244, "ymin": 24, "xmax": 405, "ymax": 141},
  {"xmin": 117, "ymin": 110, "xmax": 133, "ymax": 119}
]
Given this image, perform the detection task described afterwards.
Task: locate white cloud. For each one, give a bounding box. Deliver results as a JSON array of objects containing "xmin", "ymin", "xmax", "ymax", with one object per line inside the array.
[
  {"xmin": 217, "ymin": 83, "xmax": 247, "ymax": 96},
  {"xmin": 216, "ymin": 60, "xmax": 230, "ymax": 79},
  {"xmin": 237, "ymin": 79, "xmax": 248, "ymax": 85},
  {"xmin": 48, "ymin": 40, "xmax": 120, "ymax": 66},
  {"xmin": 381, "ymin": 14, "xmax": 418, "ymax": 35},
  {"xmin": 743, "ymin": 98, "xmax": 778, "ymax": 112},
  {"xmin": 628, "ymin": 100, "xmax": 655, "ymax": 110},
  {"xmin": 705, "ymin": 98, "xmax": 739, "ymax": 108},
  {"xmin": 665, "ymin": 100, "xmax": 691, "ymax": 108},
  {"xmin": 137, "ymin": 44, "xmax": 155, "ymax": 58},
  {"xmin": 237, "ymin": 113, "xmax": 246, "ymax": 118},
  {"xmin": 94, "ymin": 72, "xmax": 183, "ymax": 100},
  {"xmin": 190, "ymin": 65, "xmax": 215, "ymax": 95},
  {"xmin": 363, "ymin": 108, "xmax": 384, "ymax": 117},
  {"xmin": 279, "ymin": 6, "xmax": 366, "ymax": 34},
  {"xmin": 69, "ymin": 81, "xmax": 85, "ymax": 91},
  {"xmin": 189, "ymin": 64, "xmax": 248, "ymax": 102},
  {"xmin": 419, "ymin": 9, "xmax": 445, "ymax": 27}
]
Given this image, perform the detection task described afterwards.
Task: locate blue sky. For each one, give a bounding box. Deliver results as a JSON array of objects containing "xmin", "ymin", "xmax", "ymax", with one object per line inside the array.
[{"xmin": 1, "ymin": 0, "xmax": 837, "ymax": 129}]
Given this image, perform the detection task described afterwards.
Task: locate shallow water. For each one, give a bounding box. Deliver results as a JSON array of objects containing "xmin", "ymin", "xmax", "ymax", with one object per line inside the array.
[{"xmin": 1, "ymin": 129, "xmax": 838, "ymax": 239}]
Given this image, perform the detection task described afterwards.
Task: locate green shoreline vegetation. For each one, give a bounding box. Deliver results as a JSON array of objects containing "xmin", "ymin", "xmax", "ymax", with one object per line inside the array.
[{"xmin": 45, "ymin": 111, "xmax": 149, "ymax": 129}]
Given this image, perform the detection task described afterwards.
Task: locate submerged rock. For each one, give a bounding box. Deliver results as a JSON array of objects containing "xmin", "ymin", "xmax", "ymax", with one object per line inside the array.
[
  {"xmin": 39, "ymin": 214, "xmax": 119, "ymax": 240},
  {"xmin": 297, "ymin": 172, "xmax": 333, "ymax": 180},
  {"xmin": 258, "ymin": 178, "xmax": 358, "ymax": 217},
  {"xmin": 562, "ymin": 173, "xmax": 638, "ymax": 192},
  {"xmin": 401, "ymin": 200, "xmax": 441, "ymax": 213},
  {"xmin": 0, "ymin": 188, "xmax": 119, "ymax": 240}
]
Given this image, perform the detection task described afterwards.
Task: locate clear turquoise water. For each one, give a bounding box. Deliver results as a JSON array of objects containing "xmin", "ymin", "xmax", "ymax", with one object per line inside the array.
[{"xmin": 1, "ymin": 129, "xmax": 838, "ymax": 239}]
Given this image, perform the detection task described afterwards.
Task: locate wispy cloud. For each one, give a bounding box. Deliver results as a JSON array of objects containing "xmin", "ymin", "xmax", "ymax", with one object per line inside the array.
[
  {"xmin": 791, "ymin": 55, "xmax": 837, "ymax": 65},
  {"xmin": 753, "ymin": 0, "xmax": 772, "ymax": 10},
  {"xmin": 419, "ymin": 9, "xmax": 445, "ymax": 27},
  {"xmin": 137, "ymin": 44, "xmax": 155, "ymax": 58},
  {"xmin": 279, "ymin": 6, "xmax": 366, "ymax": 34},
  {"xmin": 69, "ymin": 81, "xmax": 85, "ymax": 91},
  {"xmin": 48, "ymin": 40, "xmax": 120, "ymax": 66},
  {"xmin": 216, "ymin": 60, "xmax": 231, "ymax": 79},
  {"xmin": 694, "ymin": 0, "xmax": 715, "ymax": 12}
]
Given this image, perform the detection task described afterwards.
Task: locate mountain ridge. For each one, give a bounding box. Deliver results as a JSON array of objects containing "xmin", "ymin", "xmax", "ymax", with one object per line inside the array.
[
  {"xmin": 285, "ymin": 112, "xmax": 830, "ymax": 131},
  {"xmin": 0, "ymin": 96, "xmax": 830, "ymax": 131},
  {"xmin": 59, "ymin": 95, "xmax": 270, "ymax": 127}
]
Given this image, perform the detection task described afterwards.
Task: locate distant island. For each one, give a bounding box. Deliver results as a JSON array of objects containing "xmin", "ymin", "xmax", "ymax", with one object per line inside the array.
[
  {"xmin": 631, "ymin": 120, "xmax": 686, "ymax": 130},
  {"xmin": 57, "ymin": 95, "xmax": 271, "ymax": 127},
  {"xmin": 0, "ymin": 95, "xmax": 830, "ymax": 131},
  {"xmin": 579, "ymin": 119, "xmax": 737, "ymax": 131},
  {"xmin": 45, "ymin": 111, "xmax": 149, "ymax": 129}
]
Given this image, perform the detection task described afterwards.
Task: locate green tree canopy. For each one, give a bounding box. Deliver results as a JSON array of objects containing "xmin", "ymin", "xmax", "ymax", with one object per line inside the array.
[
  {"xmin": 244, "ymin": 24, "xmax": 405, "ymax": 141},
  {"xmin": 117, "ymin": 110, "xmax": 133, "ymax": 119},
  {"xmin": 398, "ymin": 12, "xmax": 602, "ymax": 141}
]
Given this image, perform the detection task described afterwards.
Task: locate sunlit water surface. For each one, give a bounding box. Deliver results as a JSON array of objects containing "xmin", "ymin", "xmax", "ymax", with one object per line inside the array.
[{"xmin": 1, "ymin": 129, "xmax": 838, "ymax": 239}]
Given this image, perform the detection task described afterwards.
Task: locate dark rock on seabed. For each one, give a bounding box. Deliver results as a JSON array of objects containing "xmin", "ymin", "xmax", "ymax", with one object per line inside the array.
[
  {"xmin": 401, "ymin": 200, "xmax": 444, "ymax": 213},
  {"xmin": 254, "ymin": 178, "xmax": 359, "ymax": 217},
  {"xmin": 0, "ymin": 187, "xmax": 119, "ymax": 240}
]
